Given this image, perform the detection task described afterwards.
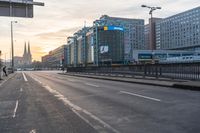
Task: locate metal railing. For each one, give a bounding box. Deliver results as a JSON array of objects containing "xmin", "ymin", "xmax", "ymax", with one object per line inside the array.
[{"xmin": 67, "ymin": 62, "xmax": 200, "ymax": 80}]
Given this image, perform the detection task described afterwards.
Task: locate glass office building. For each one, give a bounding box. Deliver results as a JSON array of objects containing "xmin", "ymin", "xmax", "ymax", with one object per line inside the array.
[
  {"xmin": 94, "ymin": 15, "xmax": 145, "ymax": 61},
  {"xmin": 156, "ymin": 7, "xmax": 200, "ymax": 51},
  {"xmin": 94, "ymin": 26, "xmax": 124, "ymax": 65}
]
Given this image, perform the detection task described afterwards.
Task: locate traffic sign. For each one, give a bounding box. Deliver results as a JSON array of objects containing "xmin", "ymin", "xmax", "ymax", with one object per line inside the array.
[{"xmin": 0, "ymin": 0, "xmax": 44, "ymax": 18}]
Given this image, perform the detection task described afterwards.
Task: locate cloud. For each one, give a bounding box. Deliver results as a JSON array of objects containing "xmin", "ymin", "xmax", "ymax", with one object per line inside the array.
[
  {"xmin": 0, "ymin": 0, "xmax": 200, "ymax": 61},
  {"xmin": 35, "ymin": 27, "xmax": 81, "ymax": 40}
]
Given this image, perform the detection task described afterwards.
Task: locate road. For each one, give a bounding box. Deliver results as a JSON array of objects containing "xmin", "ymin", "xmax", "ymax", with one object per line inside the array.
[{"xmin": 0, "ymin": 71, "xmax": 200, "ymax": 133}]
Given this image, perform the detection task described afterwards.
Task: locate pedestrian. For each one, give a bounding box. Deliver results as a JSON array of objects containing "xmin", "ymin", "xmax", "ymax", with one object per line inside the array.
[
  {"xmin": 62, "ymin": 67, "xmax": 65, "ymax": 73},
  {"xmin": 3, "ymin": 66, "xmax": 7, "ymax": 77}
]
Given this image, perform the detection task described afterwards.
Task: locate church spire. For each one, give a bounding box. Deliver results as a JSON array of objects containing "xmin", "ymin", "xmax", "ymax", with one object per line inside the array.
[
  {"xmin": 23, "ymin": 42, "xmax": 27, "ymax": 56},
  {"xmin": 28, "ymin": 41, "xmax": 31, "ymax": 55}
]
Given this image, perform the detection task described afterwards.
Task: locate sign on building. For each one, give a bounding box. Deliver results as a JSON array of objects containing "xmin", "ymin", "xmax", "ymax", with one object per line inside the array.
[
  {"xmin": 100, "ymin": 46, "xmax": 109, "ymax": 54},
  {"xmin": 0, "ymin": 0, "xmax": 44, "ymax": 18}
]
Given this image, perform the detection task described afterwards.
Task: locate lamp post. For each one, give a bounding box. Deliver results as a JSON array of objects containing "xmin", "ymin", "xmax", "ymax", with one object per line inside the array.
[
  {"xmin": 11, "ymin": 21, "xmax": 17, "ymax": 73},
  {"xmin": 141, "ymin": 5, "xmax": 161, "ymax": 50},
  {"xmin": 141, "ymin": 5, "xmax": 161, "ymax": 19},
  {"xmin": 141, "ymin": 5, "xmax": 161, "ymax": 64}
]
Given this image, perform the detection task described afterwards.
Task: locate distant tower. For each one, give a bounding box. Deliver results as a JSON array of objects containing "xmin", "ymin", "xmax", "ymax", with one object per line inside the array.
[
  {"xmin": 23, "ymin": 42, "xmax": 27, "ymax": 65},
  {"xmin": 27, "ymin": 41, "xmax": 32, "ymax": 65},
  {"xmin": 23, "ymin": 41, "xmax": 32, "ymax": 66},
  {"xmin": 23, "ymin": 42, "xmax": 27, "ymax": 57}
]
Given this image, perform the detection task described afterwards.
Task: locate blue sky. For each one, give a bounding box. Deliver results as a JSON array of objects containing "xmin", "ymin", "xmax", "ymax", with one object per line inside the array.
[{"xmin": 0, "ymin": 0, "xmax": 199, "ymax": 61}]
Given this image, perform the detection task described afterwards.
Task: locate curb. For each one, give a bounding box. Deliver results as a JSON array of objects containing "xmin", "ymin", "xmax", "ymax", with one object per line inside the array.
[
  {"xmin": 59, "ymin": 73, "xmax": 173, "ymax": 88},
  {"xmin": 173, "ymin": 84, "xmax": 200, "ymax": 91},
  {"xmin": 59, "ymin": 73, "xmax": 200, "ymax": 91}
]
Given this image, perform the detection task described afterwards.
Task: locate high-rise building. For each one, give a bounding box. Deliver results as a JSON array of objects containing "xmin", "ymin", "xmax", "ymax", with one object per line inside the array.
[
  {"xmin": 93, "ymin": 26, "xmax": 124, "ymax": 65},
  {"xmin": 148, "ymin": 18, "xmax": 162, "ymax": 50},
  {"xmin": 86, "ymin": 28, "xmax": 94, "ymax": 64},
  {"xmin": 156, "ymin": 6, "xmax": 200, "ymax": 51},
  {"xmin": 94, "ymin": 15, "xmax": 145, "ymax": 61},
  {"xmin": 74, "ymin": 27, "xmax": 90, "ymax": 67},
  {"xmin": 66, "ymin": 25, "xmax": 124, "ymax": 67}
]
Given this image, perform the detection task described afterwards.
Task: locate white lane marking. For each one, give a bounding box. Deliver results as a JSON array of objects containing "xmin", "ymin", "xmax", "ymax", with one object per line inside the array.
[
  {"xmin": 67, "ymin": 79, "xmax": 76, "ymax": 82},
  {"xmin": 29, "ymin": 129, "xmax": 36, "ymax": 133},
  {"xmin": 44, "ymin": 85, "xmax": 119, "ymax": 133},
  {"xmin": 120, "ymin": 91, "xmax": 161, "ymax": 102},
  {"xmin": 13, "ymin": 100, "xmax": 19, "ymax": 118},
  {"xmin": 29, "ymin": 74, "xmax": 119, "ymax": 133},
  {"xmin": 85, "ymin": 83, "xmax": 99, "ymax": 88},
  {"xmin": 20, "ymin": 88, "xmax": 23, "ymax": 92},
  {"xmin": 22, "ymin": 72, "xmax": 28, "ymax": 82}
]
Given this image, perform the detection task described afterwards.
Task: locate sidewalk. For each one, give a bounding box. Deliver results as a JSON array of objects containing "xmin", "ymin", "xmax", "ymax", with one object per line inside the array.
[
  {"xmin": 60, "ymin": 73, "xmax": 200, "ymax": 91},
  {"xmin": 0, "ymin": 73, "xmax": 16, "ymax": 86}
]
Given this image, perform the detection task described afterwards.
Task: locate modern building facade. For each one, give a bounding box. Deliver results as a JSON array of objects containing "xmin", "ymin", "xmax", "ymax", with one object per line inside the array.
[
  {"xmin": 86, "ymin": 28, "xmax": 94, "ymax": 64},
  {"xmin": 66, "ymin": 25, "xmax": 124, "ymax": 67},
  {"xmin": 132, "ymin": 50, "xmax": 200, "ymax": 64},
  {"xmin": 144, "ymin": 24, "xmax": 150, "ymax": 50},
  {"xmin": 41, "ymin": 45, "xmax": 68, "ymax": 68},
  {"xmin": 156, "ymin": 6, "xmax": 200, "ymax": 51},
  {"xmin": 95, "ymin": 26, "xmax": 124, "ymax": 65},
  {"xmin": 94, "ymin": 15, "xmax": 145, "ymax": 61},
  {"xmin": 148, "ymin": 18, "xmax": 162, "ymax": 50},
  {"xmin": 66, "ymin": 27, "xmax": 90, "ymax": 67},
  {"xmin": 75, "ymin": 27, "xmax": 90, "ymax": 67}
]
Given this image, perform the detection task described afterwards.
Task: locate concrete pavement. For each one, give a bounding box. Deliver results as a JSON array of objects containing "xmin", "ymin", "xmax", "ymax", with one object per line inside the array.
[
  {"xmin": 29, "ymin": 71, "xmax": 200, "ymax": 133},
  {"xmin": 0, "ymin": 72, "xmax": 97, "ymax": 133},
  {"xmin": 0, "ymin": 71, "xmax": 200, "ymax": 133}
]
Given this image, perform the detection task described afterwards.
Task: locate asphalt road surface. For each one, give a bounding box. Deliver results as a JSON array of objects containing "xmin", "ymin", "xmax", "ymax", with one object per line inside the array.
[{"xmin": 0, "ymin": 71, "xmax": 199, "ymax": 133}]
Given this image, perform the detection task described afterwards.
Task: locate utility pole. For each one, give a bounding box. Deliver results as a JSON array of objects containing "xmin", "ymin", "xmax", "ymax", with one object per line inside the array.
[
  {"xmin": 11, "ymin": 21, "xmax": 17, "ymax": 73},
  {"xmin": 141, "ymin": 5, "xmax": 161, "ymax": 64},
  {"xmin": 141, "ymin": 5, "xmax": 161, "ymax": 50}
]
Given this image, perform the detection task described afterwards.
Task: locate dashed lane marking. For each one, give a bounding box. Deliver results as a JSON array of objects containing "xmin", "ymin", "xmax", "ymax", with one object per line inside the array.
[
  {"xmin": 44, "ymin": 85, "xmax": 119, "ymax": 133},
  {"xmin": 85, "ymin": 83, "xmax": 99, "ymax": 88},
  {"xmin": 66, "ymin": 79, "xmax": 77, "ymax": 82},
  {"xmin": 119, "ymin": 91, "xmax": 161, "ymax": 102},
  {"xmin": 12, "ymin": 100, "xmax": 19, "ymax": 118},
  {"xmin": 22, "ymin": 72, "xmax": 28, "ymax": 82},
  {"xmin": 29, "ymin": 129, "xmax": 36, "ymax": 133},
  {"xmin": 29, "ymin": 74, "xmax": 120, "ymax": 133}
]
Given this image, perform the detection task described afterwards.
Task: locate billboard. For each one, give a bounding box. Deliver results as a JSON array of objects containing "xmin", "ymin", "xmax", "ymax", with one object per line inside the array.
[
  {"xmin": 0, "ymin": 0, "xmax": 44, "ymax": 18},
  {"xmin": 104, "ymin": 26, "xmax": 124, "ymax": 31}
]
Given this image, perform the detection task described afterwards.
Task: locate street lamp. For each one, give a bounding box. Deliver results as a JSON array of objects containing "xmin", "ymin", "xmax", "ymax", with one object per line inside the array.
[
  {"xmin": 11, "ymin": 21, "xmax": 17, "ymax": 73},
  {"xmin": 141, "ymin": 5, "xmax": 161, "ymax": 18},
  {"xmin": 141, "ymin": 5, "xmax": 161, "ymax": 63}
]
